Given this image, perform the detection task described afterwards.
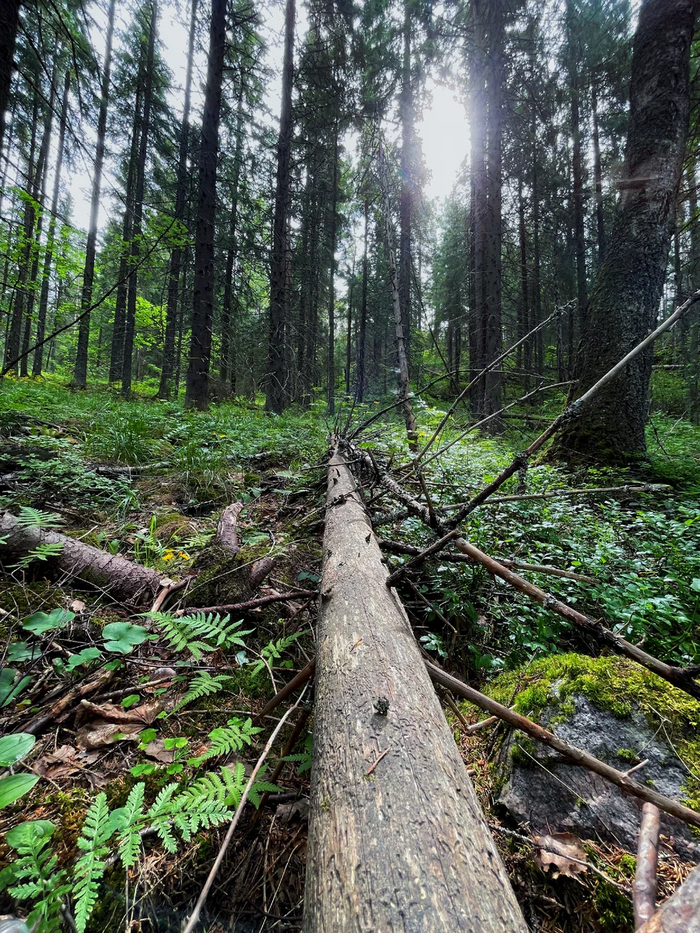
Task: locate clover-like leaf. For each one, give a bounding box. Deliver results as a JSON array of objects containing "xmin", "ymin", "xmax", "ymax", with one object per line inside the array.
[
  {"xmin": 102, "ymin": 622, "xmax": 151, "ymax": 655},
  {"xmin": 22, "ymin": 608, "xmax": 75, "ymax": 635}
]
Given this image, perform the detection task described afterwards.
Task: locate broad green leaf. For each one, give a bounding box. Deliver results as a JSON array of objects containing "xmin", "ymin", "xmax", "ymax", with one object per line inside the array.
[
  {"xmin": 6, "ymin": 819, "xmax": 55, "ymax": 849},
  {"xmin": 0, "ymin": 733, "xmax": 35, "ymax": 767},
  {"xmin": 0, "ymin": 773, "xmax": 39, "ymax": 808},
  {"xmin": 22, "ymin": 608, "xmax": 74, "ymax": 635},
  {"xmin": 103, "ymin": 622, "xmax": 151, "ymax": 654},
  {"xmin": 67, "ymin": 647, "xmax": 104, "ymax": 671}
]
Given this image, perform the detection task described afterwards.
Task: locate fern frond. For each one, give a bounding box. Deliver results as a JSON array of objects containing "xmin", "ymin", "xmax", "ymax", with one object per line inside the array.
[
  {"xmin": 145, "ymin": 611, "xmax": 254, "ymax": 658},
  {"xmin": 73, "ymin": 793, "xmax": 115, "ymax": 933},
  {"xmin": 115, "ymin": 782, "xmax": 146, "ymax": 868},
  {"xmin": 6, "ymin": 821, "xmax": 69, "ymax": 933},
  {"xmin": 16, "ymin": 506, "xmax": 63, "ymax": 529},
  {"xmin": 170, "ymin": 671, "xmax": 234, "ymax": 715},
  {"xmin": 189, "ymin": 717, "xmax": 262, "ymax": 765}
]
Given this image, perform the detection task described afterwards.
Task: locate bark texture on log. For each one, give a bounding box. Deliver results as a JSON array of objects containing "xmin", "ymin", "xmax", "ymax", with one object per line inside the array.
[
  {"xmin": 636, "ymin": 866, "xmax": 700, "ymax": 933},
  {"xmin": 634, "ymin": 802, "xmax": 661, "ymax": 929},
  {"xmin": 304, "ymin": 448, "xmax": 527, "ymax": 932},
  {"xmin": 0, "ymin": 511, "xmax": 164, "ymax": 605}
]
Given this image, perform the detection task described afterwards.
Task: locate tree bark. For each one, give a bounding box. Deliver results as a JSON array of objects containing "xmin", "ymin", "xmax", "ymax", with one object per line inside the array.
[
  {"xmin": 33, "ymin": 70, "xmax": 71, "ymax": 377},
  {"xmin": 265, "ymin": 0, "xmax": 295, "ymax": 414},
  {"xmin": 122, "ymin": 0, "xmax": 158, "ymax": 400},
  {"xmin": 399, "ymin": 0, "xmax": 413, "ymax": 371},
  {"xmin": 0, "ymin": 511, "xmax": 164, "ymax": 606},
  {"xmin": 184, "ymin": 0, "xmax": 226, "ymax": 409},
  {"xmin": 219, "ymin": 77, "xmax": 245, "ymax": 388},
  {"xmin": 72, "ymin": 0, "xmax": 116, "ymax": 388},
  {"xmin": 158, "ymin": 0, "xmax": 197, "ymax": 399},
  {"xmin": 567, "ymin": 0, "xmax": 588, "ymax": 336},
  {"xmin": 549, "ymin": 0, "xmax": 696, "ymax": 464},
  {"xmin": 304, "ymin": 448, "xmax": 527, "ymax": 932},
  {"xmin": 470, "ymin": 0, "xmax": 487, "ymax": 416},
  {"xmin": 327, "ymin": 120, "xmax": 339, "ymax": 415},
  {"xmin": 636, "ymin": 866, "xmax": 700, "ymax": 933},
  {"xmin": 356, "ymin": 195, "xmax": 369, "ymax": 402},
  {"xmin": 591, "ymin": 79, "xmax": 606, "ymax": 263},
  {"xmin": 378, "ymin": 135, "xmax": 418, "ymax": 449},
  {"xmin": 0, "ymin": 0, "xmax": 20, "ymax": 166}
]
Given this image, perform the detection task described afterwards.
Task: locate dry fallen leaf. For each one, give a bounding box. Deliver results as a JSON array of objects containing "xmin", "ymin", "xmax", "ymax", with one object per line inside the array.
[
  {"xmin": 80, "ymin": 698, "xmax": 163, "ymax": 724},
  {"xmin": 534, "ymin": 832, "xmax": 588, "ymax": 880},
  {"xmin": 77, "ymin": 719, "xmax": 144, "ymax": 749},
  {"xmin": 144, "ymin": 739, "xmax": 174, "ymax": 763}
]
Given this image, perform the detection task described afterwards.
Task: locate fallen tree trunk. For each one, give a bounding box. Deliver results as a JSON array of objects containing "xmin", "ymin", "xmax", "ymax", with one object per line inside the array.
[
  {"xmin": 305, "ymin": 446, "xmax": 527, "ymax": 932},
  {"xmin": 0, "ymin": 510, "xmax": 165, "ymax": 606}
]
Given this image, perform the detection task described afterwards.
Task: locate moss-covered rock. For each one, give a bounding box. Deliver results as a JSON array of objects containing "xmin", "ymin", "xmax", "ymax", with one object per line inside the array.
[{"xmin": 463, "ymin": 654, "xmax": 700, "ymax": 858}]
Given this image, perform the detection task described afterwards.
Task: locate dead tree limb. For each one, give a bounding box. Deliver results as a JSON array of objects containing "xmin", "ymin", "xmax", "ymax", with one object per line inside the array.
[
  {"xmin": 253, "ymin": 658, "xmax": 316, "ymax": 724},
  {"xmin": 455, "ymin": 483, "xmax": 672, "ymax": 507},
  {"xmin": 305, "ymin": 446, "xmax": 527, "ymax": 932},
  {"xmin": 447, "ymin": 289, "xmax": 700, "ymax": 524},
  {"xmin": 634, "ymin": 803, "xmax": 661, "ymax": 929},
  {"xmin": 635, "ymin": 866, "xmax": 700, "ymax": 933},
  {"xmin": 349, "ymin": 448, "xmax": 700, "ymax": 700},
  {"xmin": 424, "ymin": 661, "xmax": 700, "ymax": 831},
  {"xmin": 380, "ymin": 538, "xmax": 598, "ymax": 584},
  {"xmin": 216, "ymin": 502, "xmax": 244, "ymax": 554},
  {"xmin": 0, "ymin": 510, "xmax": 166, "ymax": 606},
  {"xmin": 178, "ymin": 589, "xmax": 316, "ymax": 618}
]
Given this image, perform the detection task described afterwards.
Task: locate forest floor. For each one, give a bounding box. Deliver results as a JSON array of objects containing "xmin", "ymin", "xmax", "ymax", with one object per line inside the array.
[{"xmin": 0, "ymin": 378, "xmax": 699, "ymax": 932}]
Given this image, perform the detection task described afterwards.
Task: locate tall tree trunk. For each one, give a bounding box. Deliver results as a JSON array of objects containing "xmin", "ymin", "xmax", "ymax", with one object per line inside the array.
[
  {"xmin": 220, "ymin": 77, "xmax": 245, "ymax": 388},
  {"xmin": 327, "ymin": 121, "xmax": 339, "ymax": 415},
  {"xmin": 482, "ymin": 0, "xmax": 503, "ymax": 429},
  {"xmin": 532, "ymin": 116, "xmax": 543, "ymax": 376},
  {"xmin": 470, "ymin": 0, "xmax": 487, "ymax": 416},
  {"xmin": 158, "ymin": 0, "xmax": 197, "ymax": 399},
  {"xmin": 687, "ymin": 156, "xmax": 699, "ymax": 424},
  {"xmin": 549, "ymin": 0, "xmax": 696, "ymax": 464},
  {"xmin": 184, "ymin": 0, "xmax": 226, "ymax": 409},
  {"xmin": 567, "ymin": 0, "xmax": 588, "ymax": 337},
  {"xmin": 109, "ymin": 51, "xmax": 145, "ymax": 383},
  {"xmin": 122, "ymin": 0, "xmax": 158, "ymax": 399},
  {"xmin": 21, "ymin": 108, "xmax": 53, "ymax": 377},
  {"xmin": 0, "ymin": 0, "xmax": 20, "ymax": 166},
  {"xmin": 356, "ymin": 196, "xmax": 369, "ymax": 402},
  {"xmin": 5, "ymin": 73, "xmax": 51, "ymax": 375},
  {"xmin": 379, "ymin": 134, "xmax": 417, "ymax": 449},
  {"xmin": 591, "ymin": 79, "xmax": 606, "ymax": 263},
  {"xmin": 518, "ymin": 176, "xmax": 530, "ymax": 391},
  {"xmin": 345, "ymin": 265, "xmax": 354, "ymax": 394},
  {"xmin": 33, "ymin": 69, "xmax": 70, "ymax": 376},
  {"xmin": 73, "ymin": 0, "xmax": 116, "ymax": 387},
  {"xmin": 399, "ymin": 0, "xmax": 413, "ymax": 371},
  {"xmin": 265, "ymin": 0, "xmax": 295, "ymax": 413}
]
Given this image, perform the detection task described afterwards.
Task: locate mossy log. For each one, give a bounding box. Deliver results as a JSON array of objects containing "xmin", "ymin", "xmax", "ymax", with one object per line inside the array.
[
  {"xmin": 304, "ymin": 447, "xmax": 527, "ymax": 932},
  {"xmin": 0, "ymin": 510, "xmax": 164, "ymax": 605}
]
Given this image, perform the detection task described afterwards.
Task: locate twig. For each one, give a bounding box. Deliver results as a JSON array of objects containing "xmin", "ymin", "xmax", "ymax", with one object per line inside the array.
[
  {"xmin": 424, "ymin": 660, "xmax": 700, "ymax": 831},
  {"xmin": 253, "ymin": 658, "xmax": 316, "ymax": 724},
  {"xmin": 634, "ymin": 803, "xmax": 660, "ymax": 929},
  {"xmin": 384, "ymin": 530, "xmax": 459, "ymax": 585},
  {"xmin": 182, "ymin": 685, "xmax": 308, "ymax": 933},
  {"xmin": 177, "ymin": 589, "xmax": 316, "ymax": 616},
  {"xmin": 365, "ymin": 747, "xmax": 390, "ymax": 775}
]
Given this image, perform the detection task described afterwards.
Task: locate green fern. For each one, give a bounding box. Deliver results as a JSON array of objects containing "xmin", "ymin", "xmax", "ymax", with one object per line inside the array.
[
  {"xmin": 12, "ymin": 541, "xmax": 64, "ymax": 570},
  {"xmin": 170, "ymin": 671, "xmax": 235, "ymax": 715},
  {"xmin": 15, "ymin": 506, "xmax": 63, "ymax": 529},
  {"xmin": 250, "ymin": 633, "xmax": 301, "ymax": 678},
  {"xmin": 5, "ymin": 821, "xmax": 69, "ymax": 933},
  {"xmin": 73, "ymin": 793, "xmax": 115, "ymax": 932},
  {"xmin": 145, "ymin": 611, "xmax": 253, "ymax": 660},
  {"xmin": 281, "ymin": 734, "xmax": 313, "ymax": 775},
  {"xmin": 113, "ymin": 782, "xmax": 146, "ymax": 868},
  {"xmin": 189, "ymin": 716, "xmax": 263, "ymax": 765}
]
